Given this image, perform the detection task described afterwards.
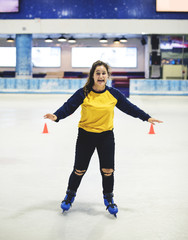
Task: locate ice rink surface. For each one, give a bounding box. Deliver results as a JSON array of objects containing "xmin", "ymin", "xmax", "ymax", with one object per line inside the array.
[{"xmin": 0, "ymin": 94, "xmax": 188, "ymax": 240}]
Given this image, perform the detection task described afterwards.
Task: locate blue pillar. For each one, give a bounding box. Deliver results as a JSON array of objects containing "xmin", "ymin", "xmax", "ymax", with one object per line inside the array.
[{"xmin": 16, "ymin": 34, "xmax": 32, "ymax": 77}]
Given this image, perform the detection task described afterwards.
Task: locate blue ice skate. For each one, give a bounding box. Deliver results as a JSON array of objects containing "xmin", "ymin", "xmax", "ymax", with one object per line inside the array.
[
  {"xmin": 61, "ymin": 190, "xmax": 76, "ymax": 213},
  {"xmin": 104, "ymin": 193, "xmax": 118, "ymax": 217}
]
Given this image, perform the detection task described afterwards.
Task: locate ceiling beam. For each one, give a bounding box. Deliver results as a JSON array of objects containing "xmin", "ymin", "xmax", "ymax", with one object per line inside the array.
[{"xmin": 0, "ymin": 19, "xmax": 188, "ymax": 35}]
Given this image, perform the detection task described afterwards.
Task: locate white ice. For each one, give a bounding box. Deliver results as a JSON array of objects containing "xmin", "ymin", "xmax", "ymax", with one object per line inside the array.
[{"xmin": 0, "ymin": 94, "xmax": 188, "ymax": 240}]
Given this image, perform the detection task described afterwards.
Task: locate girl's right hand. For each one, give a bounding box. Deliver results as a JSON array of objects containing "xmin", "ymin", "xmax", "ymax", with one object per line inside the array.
[{"xmin": 44, "ymin": 113, "xmax": 57, "ymax": 121}]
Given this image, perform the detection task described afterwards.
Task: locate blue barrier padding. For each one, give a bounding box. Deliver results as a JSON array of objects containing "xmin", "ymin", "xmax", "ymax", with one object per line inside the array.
[
  {"xmin": 0, "ymin": 78, "xmax": 188, "ymax": 95},
  {"xmin": 0, "ymin": 78, "xmax": 87, "ymax": 91},
  {"xmin": 130, "ymin": 79, "xmax": 188, "ymax": 95}
]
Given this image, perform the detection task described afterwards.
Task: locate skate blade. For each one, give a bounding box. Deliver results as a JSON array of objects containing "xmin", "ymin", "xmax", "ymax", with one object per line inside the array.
[{"xmin": 114, "ymin": 213, "xmax": 117, "ymax": 218}]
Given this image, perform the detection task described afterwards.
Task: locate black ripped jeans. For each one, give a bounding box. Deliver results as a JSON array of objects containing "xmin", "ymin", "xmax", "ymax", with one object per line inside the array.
[{"xmin": 67, "ymin": 128, "xmax": 115, "ymax": 194}]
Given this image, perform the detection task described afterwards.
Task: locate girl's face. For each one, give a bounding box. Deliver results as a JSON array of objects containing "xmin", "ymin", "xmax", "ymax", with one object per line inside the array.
[{"xmin": 92, "ymin": 65, "xmax": 109, "ymax": 91}]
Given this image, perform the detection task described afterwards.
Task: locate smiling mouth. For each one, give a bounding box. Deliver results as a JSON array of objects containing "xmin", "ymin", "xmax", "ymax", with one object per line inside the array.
[{"xmin": 98, "ymin": 80, "xmax": 105, "ymax": 82}]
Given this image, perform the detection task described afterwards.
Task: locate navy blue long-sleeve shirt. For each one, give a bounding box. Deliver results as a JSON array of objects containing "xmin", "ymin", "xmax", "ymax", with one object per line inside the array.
[{"xmin": 54, "ymin": 86, "xmax": 151, "ymax": 133}]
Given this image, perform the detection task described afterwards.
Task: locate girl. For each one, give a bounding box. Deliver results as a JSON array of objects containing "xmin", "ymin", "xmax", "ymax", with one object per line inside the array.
[{"xmin": 44, "ymin": 60, "xmax": 162, "ymax": 217}]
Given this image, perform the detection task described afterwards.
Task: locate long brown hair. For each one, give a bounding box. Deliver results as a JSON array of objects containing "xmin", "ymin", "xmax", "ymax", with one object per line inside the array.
[{"xmin": 83, "ymin": 60, "xmax": 111, "ymax": 96}]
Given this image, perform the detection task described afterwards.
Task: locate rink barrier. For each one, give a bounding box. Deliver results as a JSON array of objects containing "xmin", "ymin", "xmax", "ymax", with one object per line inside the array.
[
  {"xmin": 0, "ymin": 78, "xmax": 87, "ymax": 94},
  {"xmin": 0, "ymin": 78, "xmax": 188, "ymax": 95},
  {"xmin": 130, "ymin": 79, "xmax": 188, "ymax": 96}
]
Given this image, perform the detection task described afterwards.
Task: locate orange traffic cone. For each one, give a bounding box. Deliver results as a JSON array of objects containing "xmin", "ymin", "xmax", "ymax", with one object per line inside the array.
[
  {"xmin": 148, "ymin": 124, "xmax": 155, "ymax": 134},
  {"xmin": 42, "ymin": 123, "xmax": 48, "ymax": 134}
]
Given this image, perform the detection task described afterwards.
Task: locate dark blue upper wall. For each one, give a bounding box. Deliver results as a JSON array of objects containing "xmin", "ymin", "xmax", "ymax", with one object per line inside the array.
[{"xmin": 0, "ymin": 0, "xmax": 188, "ymax": 19}]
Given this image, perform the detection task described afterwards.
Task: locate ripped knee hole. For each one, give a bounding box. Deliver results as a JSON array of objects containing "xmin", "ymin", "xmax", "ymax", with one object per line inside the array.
[
  {"xmin": 101, "ymin": 168, "xmax": 114, "ymax": 177},
  {"xmin": 74, "ymin": 169, "xmax": 86, "ymax": 176}
]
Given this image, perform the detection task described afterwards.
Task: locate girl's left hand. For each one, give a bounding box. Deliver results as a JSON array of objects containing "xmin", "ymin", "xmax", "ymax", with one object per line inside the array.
[{"xmin": 148, "ymin": 118, "xmax": 163, "ymax": 125}]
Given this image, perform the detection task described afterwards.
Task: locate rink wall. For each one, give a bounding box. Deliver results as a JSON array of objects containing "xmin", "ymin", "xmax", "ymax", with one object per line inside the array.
[
  {"xmin": 0, "ymin": 78, "xmax": 87, "ymax": 94},
  {"xmin": 0, "ymin": 78, "xmax": 188, "ymax": 96},
  {"xmin": 130, "ymin": 79, "xmax": 188, "ymax": 96}
]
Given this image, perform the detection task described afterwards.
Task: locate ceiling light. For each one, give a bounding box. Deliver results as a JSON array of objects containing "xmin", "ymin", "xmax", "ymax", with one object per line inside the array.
[
  {"xmin": 58, "ymin": 35, "xmax": 67, "ymax": 42},
  {"xmin": 6, "ymin": 36, "xmax": 14, "ymax": 43},
  {"xmin": 120, "ymin": 37, "xmax": 127, "ymax": 43},
  {"xmin": 113, "ymin": 38, "xmax": 120, "ymax": 44},
  {"xmin": 45, "ymin": 36, "xmax": 53, "ymax": 42},
  {"xmin": 68, "ymin": 36, "xmax": 76, "ymax": 43},
  {"xmin": 99, "ymin": 37, "xmax": 108, "ymax": 43}
]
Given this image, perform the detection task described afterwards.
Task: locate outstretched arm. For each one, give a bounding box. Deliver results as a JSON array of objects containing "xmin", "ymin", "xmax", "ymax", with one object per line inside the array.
[
  {"xmin": 110, "ymin": 88, "xmax": 163, "ymax": 123},
  {"xmin": 148, "ymin": 118, "xmax": 163, "ymax": 125},
  {"xmin": 43, "ymin": 88, "xmax": 85, "ymax": 122},
  {"xmin": 44, "ymin": 113, "xmax": 57, "ymax": 121}
]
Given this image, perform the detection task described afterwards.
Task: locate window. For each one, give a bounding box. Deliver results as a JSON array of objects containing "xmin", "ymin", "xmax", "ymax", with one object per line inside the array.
[
  {"xmin": 72, "ymin": 47, "xmax": 137, "ymax": 68},
  {"xmin": 32, "ymin": 47, "xmax": 61, "ymax": 68},
  {"xmin": 0, "ymin": 47, "xmax": 16, "ymax": 67},
  {"xmin": 0, "ymin": 47, "xmax": 61, "ymax": 67}
]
